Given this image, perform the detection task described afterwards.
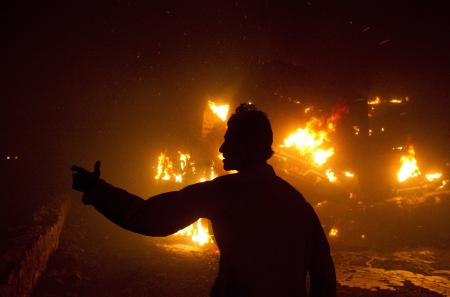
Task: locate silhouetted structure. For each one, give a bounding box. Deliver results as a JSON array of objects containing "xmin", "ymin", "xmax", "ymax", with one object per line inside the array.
[{"xmin": 72, "ymin": 104, "xmax": 336, "ymax": 297}]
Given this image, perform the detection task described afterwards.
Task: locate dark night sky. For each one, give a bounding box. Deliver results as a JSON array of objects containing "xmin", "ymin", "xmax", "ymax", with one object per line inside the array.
[{"xmin": 3, "ymin": 1, "xmax": 449, "ymax": 194}]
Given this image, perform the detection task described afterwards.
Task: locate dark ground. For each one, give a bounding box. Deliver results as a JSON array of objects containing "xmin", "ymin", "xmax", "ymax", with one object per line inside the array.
[{"xmin": 32, "ymin": 197, "xmax": 449, "ymax": 297}]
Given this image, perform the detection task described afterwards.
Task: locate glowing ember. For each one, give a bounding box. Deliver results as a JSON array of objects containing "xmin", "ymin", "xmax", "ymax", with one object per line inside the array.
[
  {"xmin": 425, "ymin": 172, "xmax": 442, "ymax": 182},
  {"xmin": 368, "ymin": 97, "xmax": 381, "ymax": 105},
  {"xmin": 325, "ymin": 169, "xmax": 337, "ymax": 183},
  {"xmin": 329, "ymin": 226, "xmax": 339, "ymax": 237},
  {"xmin": 304, "ymin": 106, "xmax": 313, "ymax": 114},
  {"xmin": 368, "ymin": 96, "xmax": 409, "ymax": 106},
  {"xmin": 175, "ymin": 218, "xmax": 214, "ymax": 245},
  {"xmin": 344, "ymin": 171, "xmax": 355, "ymax": 178},
  {"xmin": 397, "ymin": 146, "xmax": 421, "ymax": 182},
  {"xmin": 208, "ymin": 100, "xmax": 229, "ymax": 122}
]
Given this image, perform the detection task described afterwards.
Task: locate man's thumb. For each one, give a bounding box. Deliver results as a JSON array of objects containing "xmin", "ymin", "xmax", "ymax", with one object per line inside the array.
[{"xmin": 94, "ymin": 160, "xmax": 101, "ymax": 178}]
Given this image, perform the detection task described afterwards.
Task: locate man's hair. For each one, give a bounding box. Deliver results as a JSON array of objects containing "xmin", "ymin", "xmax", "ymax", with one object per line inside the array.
[{"xmin": 227, "ymin": 103, "xmax": 274, "ymax": 162}]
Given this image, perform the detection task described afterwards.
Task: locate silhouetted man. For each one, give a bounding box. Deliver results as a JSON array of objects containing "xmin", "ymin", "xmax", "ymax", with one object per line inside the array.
[{"xmin": 72, "ymin": 104, "xmax": 336, "ymax": 297}]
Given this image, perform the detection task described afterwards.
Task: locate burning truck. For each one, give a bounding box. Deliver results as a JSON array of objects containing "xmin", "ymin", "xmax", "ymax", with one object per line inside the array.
[{"xmin": 151, "ymin": 98, "xmax": 449, "ymax": 248}]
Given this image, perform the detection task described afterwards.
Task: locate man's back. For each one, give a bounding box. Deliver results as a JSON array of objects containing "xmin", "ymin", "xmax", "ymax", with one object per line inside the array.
[{"xmin": 208, "ymin": 165, "xmax": 335, "ymax": 297}]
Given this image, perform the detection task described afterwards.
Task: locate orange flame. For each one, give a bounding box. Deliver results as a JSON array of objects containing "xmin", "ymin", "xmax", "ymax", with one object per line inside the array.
[
  {"xmin": 281, "ymin": 117, "xmax": 335, "ymax": 166},
  {"xmin": 397, "ymin": 146, "xmax": 421, "ymax": 182},
  {"xmin": 175, "ymin": 218, "xmax": 214, "ymax": 245},
  {"xmin": 154, "ymin": 152, "xmax": 192, "ymax": 183},
  {"xmin": 208, "ymin": 100, "xmax": 229, "ymax": 122}
]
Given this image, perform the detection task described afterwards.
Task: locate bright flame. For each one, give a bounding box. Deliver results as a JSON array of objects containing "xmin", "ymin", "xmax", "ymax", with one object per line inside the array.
[
  {"xmin": 329, "ymin": 227, "xmax": 339, "ymax": 237},
  {"xmin": 155, "ymin": 152, "xmax": 191, "ymax": 183},
  {"xmin": 154, "ymin": 151, "xmax": 209, "ymax": 184},
  {"xmin": 283, "ymin": 125, "xmax": 327, "ymax": 151},
  {"xmin": 389, "ymin": 98, "xmax": 402, "ymax": 104},
  {"xmin": 325, "ymin": 169, "xmax": 337, "ymax": 183},
  {"xmin": 425, "ymin": 172, "xmax": 442, "ymax": 182},
  {"xmin": 179, "ymin": 152, "xmax": 190, "ymax": 170},
  {"xmin": 155, "ymin": 153, "xmax": 173, "ymax": 181},
  {"xmin": 282, "ymin": 118, "xmax": 335, "ymax": 166},
  {"xmin": 397, "ymin": 147, "xmax": 421, "ymax": 182},
  {"xmin": 313, "ymin": 148, "xmax": 335, "ymax": 166},
  {"xmin": 208, "ymin": 100, "xmax": 229, "ymax": 121},
  {"xmin": 175, "ymin": 218, "xmax": 214, "ymax": 245}
]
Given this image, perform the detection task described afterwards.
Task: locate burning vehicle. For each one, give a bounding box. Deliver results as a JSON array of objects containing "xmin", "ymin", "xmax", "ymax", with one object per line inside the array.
[{"xmin": 150, "ymin": 97, "xmax": 448, "ymax": 249}]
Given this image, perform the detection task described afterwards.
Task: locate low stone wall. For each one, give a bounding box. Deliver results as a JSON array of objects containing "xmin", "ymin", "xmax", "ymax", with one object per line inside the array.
[{"xmin": 0, "ymin": 199, "xmax": 70, "ymax": 297}]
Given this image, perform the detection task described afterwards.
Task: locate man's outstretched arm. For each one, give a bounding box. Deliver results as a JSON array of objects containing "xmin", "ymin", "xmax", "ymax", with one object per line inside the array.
[{"xmin": 72, "ymin": 162, "xmax": 222, "ymax": 237}]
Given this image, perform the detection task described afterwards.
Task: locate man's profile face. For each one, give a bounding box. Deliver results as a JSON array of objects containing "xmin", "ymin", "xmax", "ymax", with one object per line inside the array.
[{"xmin": 219, "ymin": 127, "xmax": 245, "ymax": 171}]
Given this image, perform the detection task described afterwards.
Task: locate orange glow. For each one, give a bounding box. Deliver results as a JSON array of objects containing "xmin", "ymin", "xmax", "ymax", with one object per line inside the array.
[
  {"xmin": 208, "ymin": 100, "xmax": 229, "ymax": 121},
  {"xmin": 397, "ymin": 147, "xmax": 421, "ymax": 182},
  {"xmin": 389, "ymin": 98, "xmax": 402, "ymax": 104}
]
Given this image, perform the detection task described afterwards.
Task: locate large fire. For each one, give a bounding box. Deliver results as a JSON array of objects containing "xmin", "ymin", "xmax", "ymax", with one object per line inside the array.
[
  {"xmin": 281, "ymin": 117, "xmax": 335, "ymax": 166},
  {"xmin": 397, "ymin": 146, "xmax": 421, "ymax": 183}
]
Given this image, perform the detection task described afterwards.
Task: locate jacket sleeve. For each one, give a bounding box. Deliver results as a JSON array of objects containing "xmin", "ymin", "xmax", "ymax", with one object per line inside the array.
[
  {"xmin": 306, "ymin": 203, "xmax": 336, "ymax": 297},
  {"xmin": 83, "ymin": 179, "xmax": 224, "ymax": 236}
]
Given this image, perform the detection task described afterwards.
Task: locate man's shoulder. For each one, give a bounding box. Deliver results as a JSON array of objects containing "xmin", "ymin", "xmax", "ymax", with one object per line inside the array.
[{"xmin": 274, "ymin": 175, "xmax": 307, "ymax": 200}]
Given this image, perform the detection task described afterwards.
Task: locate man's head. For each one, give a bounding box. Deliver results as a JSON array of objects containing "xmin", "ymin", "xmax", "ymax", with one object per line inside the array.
[{"xmin": 219, "ymin": 103, "xmax": 273, "ymax": 171}]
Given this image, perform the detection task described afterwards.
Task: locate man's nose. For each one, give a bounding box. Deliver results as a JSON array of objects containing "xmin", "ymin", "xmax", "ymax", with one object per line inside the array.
[{"xmin": 219, "ymin": 143, "xmax": 225, "ymax": 153}]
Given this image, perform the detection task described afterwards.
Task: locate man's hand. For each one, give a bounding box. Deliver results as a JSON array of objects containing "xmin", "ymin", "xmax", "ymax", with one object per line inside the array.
[{"xmin": 72, "ymin": 161, "xmax": 101, "ymax": 193}]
